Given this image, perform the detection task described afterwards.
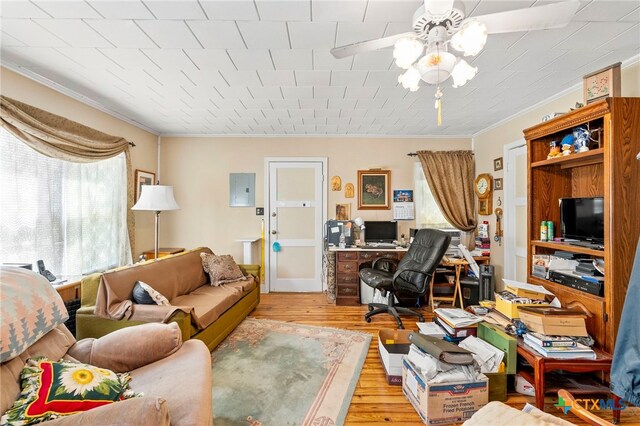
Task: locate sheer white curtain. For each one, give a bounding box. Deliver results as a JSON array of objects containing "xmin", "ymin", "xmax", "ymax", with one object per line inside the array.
[
  {"xmin": 0, "ymin": 127, "xmax": 131, "ymax": 275},
  {"xmin": 414, "ymin": 162, "xmax": 453, "ymax": 229}
]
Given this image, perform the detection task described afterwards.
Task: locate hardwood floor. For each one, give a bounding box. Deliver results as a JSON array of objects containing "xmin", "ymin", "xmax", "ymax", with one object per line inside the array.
[{"xmin": 251, "ymin": 293, "xmax": 639, "ymax": 425}]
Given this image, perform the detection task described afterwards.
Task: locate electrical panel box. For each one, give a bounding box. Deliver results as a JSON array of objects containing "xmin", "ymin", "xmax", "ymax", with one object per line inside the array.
[{"xmin": 229, "ymin": 173, "xmax": 255, "ymax": 207}]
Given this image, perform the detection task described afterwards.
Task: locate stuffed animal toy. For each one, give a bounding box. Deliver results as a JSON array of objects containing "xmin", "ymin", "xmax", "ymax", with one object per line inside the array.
[
  {"xmin": 547, "ymin": 141, "xmax": 562, "ymax": 159},
  {"xmin": 562, "ymin": 143, "xmax": 574, "ymax": 156}
]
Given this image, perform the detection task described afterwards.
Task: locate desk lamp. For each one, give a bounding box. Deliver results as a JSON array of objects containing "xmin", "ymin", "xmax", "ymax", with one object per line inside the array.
[
  {"xmin": 132, "ymin": 185, "xmax": 180, "ymax": 260},
  {"xmin": 353, "ymin": 217, "xmax": 365, "ymax": 245}
]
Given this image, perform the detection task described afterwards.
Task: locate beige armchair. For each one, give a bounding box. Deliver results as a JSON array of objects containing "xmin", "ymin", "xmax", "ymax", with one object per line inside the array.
[{"xmin": 1, "ymin": 267, "xmax": 212, "ymax": 426}]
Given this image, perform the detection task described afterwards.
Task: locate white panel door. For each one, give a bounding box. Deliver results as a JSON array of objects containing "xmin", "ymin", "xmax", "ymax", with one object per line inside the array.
[
  {"xmin": 268, "ymin": 160, "xmax": 324, "ymax": 292},
  {"xmin": 504, "ymin": 142, "xmax": 528, "ymax": 282}
]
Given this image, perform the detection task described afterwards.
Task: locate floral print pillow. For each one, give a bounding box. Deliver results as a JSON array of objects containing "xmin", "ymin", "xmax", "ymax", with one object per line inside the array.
[
  {"xmin": 1, "ymin": 357, "xmax": 140, "ymax": 425},
  {"xmin": 200, "ymin": 253, "xmax": 246, "ymax": 286}
]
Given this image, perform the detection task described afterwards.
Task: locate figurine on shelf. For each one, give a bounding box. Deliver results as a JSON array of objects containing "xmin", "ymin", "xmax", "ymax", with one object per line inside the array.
[
  {"xmin": 561, "ymin": 133, "xmax": 576, "ymax": 156},
  {"xmin": 573, "ymin": 126, "xmax": 591, "ymax": 153},
  {"xmin": 562, "ymin": 143, "xmax": 575, "ymax": 156},
  {"xmin": 547, "ymin": 140, "xmax": 562, "ymax": 159}
]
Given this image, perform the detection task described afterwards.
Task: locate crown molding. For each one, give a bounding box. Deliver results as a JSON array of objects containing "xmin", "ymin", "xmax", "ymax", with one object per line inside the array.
[
  {"xmin": 158, "ymin": 132, "xmax": 473, "ymax": 139},
  {"xmin": 473, "ymin": 53, "xmax": 640, "ymax": 138},
  {"xmin": 1, "ymin": 63, "xmax": 160, "ymax": 135}
]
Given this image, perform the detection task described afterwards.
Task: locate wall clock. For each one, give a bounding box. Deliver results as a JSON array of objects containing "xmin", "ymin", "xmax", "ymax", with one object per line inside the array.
[{"xmin": 474, "ymin": 174, "xmax": 493, "ymax": 216}]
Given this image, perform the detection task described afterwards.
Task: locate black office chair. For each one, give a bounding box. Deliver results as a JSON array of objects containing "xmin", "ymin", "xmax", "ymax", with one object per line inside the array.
[{"xmin": 359, "ymin": 229, "xmax": 451, "ymax": 329}]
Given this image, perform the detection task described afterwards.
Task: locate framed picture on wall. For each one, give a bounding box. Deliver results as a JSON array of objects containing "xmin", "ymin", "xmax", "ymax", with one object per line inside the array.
[
  {"xmin": 357, "ymin": 170, "xmax": 390, "ymax": 210},
  {"xmin": 335, "ymin": 203, "xmax": 351, "ymax": 220},
  {"xmin": 583, "ymin": 62, "xmax": 621, "ymax": 104},
  {"xmin": 134, "ymin": 169, "xmax": 156, "ymax": 202},
  {"xmin": 493, "ymin": 157, "xmax": 503, "ymax": 171}
]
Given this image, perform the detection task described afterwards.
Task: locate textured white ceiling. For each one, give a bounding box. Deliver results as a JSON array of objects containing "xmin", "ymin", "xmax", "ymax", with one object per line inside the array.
[{"xmin": 1, "ymin": 0, "xmax": 639, "ymax": 136}]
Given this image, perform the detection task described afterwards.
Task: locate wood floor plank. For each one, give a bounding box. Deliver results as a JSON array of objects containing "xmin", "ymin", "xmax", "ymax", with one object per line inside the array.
[{"xmin": 251, "ymin": 293, "xmax": 639, "ymax": 425}]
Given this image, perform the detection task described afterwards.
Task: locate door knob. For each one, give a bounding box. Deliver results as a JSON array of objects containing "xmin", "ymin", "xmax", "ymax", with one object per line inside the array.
[
  {"xmin": 271, "ymin": 230, "xmax": 277, "ymax": 234},
  {"xmin": 271, "ymin": 212, "xmax": 277, "ymax": 217}
]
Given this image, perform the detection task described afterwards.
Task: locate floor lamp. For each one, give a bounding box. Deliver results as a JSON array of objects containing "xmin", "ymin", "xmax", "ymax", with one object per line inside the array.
[{"xmin": 132, "ymin": 185, "xmax": 180, "ymax": 260}]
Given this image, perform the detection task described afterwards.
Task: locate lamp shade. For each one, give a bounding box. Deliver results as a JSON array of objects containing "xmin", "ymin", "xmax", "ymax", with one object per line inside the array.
[
  {"xmin": 393, "ymin": 37, "xmax": 424, "ymax": 69},
  {"xmin": 398, "ymin": 66, "xmax": 421, "ymax": 91},
  {"xmin": 132, "ymin": 185, "xmax": 180, "ymax": 211},
  {"xmin": 451, "ymin": 20, "xmax": 487, "ymax": 57},
  {"xmin": 416, "ymin": 50, "xmax": 457, "ymax": 85},
  {"xmin": 451, "ymin": 59, "xmax": 478, "ymax": 88}
]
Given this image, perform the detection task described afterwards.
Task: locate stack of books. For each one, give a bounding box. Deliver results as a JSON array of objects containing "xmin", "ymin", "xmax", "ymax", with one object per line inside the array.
[
  {"xmin": 523, "ymin": 332, "xmax": 596, "ymax": 360},
  {"xmin": 433, "ymin": 308, "xmax": 483, "ymax": 341},
  {"xmin": 475, "ymin": 223, "xmax": 491, "ymax": 256},
  {"xmin": 518, "ymin": 306, "xmax": 588, "ymax": 336}
]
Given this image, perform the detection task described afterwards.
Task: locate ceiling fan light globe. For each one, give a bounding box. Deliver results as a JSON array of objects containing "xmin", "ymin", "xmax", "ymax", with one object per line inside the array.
[
  {"xmin": 398, "ymin": 66, "xmax": 422, "ymax": 90},
  {"xmin": 393, "ymin": 37, "xmax": 424, "ymax": 69},
  {"xmin": 451, "ymin": 59, "xmax": 477, "ymax": 88},
  {"xmin": 416, "ymin": 51, "xmax": 456, "ymax": 85},
  {"xmin": 451, "ymin": 20, "xmax": 487, "ymax": 56}
]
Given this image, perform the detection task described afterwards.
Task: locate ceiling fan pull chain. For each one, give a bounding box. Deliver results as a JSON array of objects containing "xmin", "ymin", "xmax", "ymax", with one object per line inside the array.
[{"xmin": 434, "ymin": 86, "xmax": 443, "ymax": 127}]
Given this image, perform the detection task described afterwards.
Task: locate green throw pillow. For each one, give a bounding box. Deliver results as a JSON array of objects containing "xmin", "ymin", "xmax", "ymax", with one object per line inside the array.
[{"xmin": 1, "ymin": 357, "xmax": 140, "ymax": 425}]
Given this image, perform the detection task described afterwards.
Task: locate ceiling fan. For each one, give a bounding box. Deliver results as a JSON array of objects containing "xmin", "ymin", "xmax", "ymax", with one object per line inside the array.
[{"xmin": 331, "ymin": 0, "xmax": 580, "ymax": 125}]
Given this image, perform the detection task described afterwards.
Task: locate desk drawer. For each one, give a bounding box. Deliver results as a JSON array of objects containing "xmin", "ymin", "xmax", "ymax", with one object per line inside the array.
[
  {"xmin": 360, "ymin": 252, "xmax": 396, "ymax": 261},
  {"xmin": 337, "ymin": 283, "xmax": 359, "ymax": 297},
  {"xmin": 337, "ymin": 261, "xmax": 358, "ymax": 273},
  {"xmin": 337, "ymin": 273, "xmax": 359, "ymax": 284},
  {"xmin": 337, "ymin": 252, "xmax": 358, "ymax": 261}
]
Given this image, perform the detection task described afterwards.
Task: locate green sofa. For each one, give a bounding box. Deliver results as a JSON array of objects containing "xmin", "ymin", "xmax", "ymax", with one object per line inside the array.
[{"xmin": 76, "ymin": 247, "xmax": 260, "ymax": 351}]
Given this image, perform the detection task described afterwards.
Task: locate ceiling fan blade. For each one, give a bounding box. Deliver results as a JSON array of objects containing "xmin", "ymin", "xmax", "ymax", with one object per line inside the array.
[
  {"xmin": 472, "ymin": 0, "xmax": 580, "ymax": 34},
  {"xmin": 330, "ymin": 32, "xmax": 416, "ymax": 59},
  {"xmin": 423, "ymin": 0, "xmax": 454, "ymax": 17}
]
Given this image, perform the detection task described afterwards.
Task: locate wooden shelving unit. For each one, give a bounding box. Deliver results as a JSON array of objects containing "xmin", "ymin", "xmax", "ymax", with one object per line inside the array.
[
  {"xmin": 530, "ymin": 148, "xmax": 604, "ymax": 168},
  {"xmin": 524, "ymin": 97, "xmax": 640, "ymax": 354},
  {"xmin": 531, "ymin": 240, "xmax": 604, "ymax": 257}
]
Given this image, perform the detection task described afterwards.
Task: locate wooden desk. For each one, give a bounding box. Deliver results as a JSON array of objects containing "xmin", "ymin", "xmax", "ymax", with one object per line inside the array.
[
  {"xmin": 143, "ymin": 247, "xmax": 185, "ymax": 260},
  {"xmin": 326, "ymin": 247, "xmax": 490, "ymax": 306},
  {"xmin": 327, "ymin": 247, "xmax": 408, "ymax": 306},
  {"xmin": 517, "ymin": 338, "xmax": 618, "ymax": 422}
]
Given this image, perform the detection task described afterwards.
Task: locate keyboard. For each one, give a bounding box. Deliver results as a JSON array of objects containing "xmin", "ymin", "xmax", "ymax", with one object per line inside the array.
[{"xmin": 363, "ymin": 243, "xmax": 398, "ymax": 249}]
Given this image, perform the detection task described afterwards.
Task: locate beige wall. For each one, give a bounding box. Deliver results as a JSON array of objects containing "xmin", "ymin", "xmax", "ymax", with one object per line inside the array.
[
  {"xmin": 473, "ymin": 61, "xmax": 640, "ymax": 289},
  {"xmin": 159, "ymin": 136, "xmax": 471, "ymax": 261},
  {"xmin": 0, "ymin": 67, "xmax": 159, "ymax": 256}
]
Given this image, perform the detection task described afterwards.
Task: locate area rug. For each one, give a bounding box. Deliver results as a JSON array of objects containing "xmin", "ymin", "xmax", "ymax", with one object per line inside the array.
[{"xmin": 211, "ymin": 318, "xmax": 371, "ymax": 426}]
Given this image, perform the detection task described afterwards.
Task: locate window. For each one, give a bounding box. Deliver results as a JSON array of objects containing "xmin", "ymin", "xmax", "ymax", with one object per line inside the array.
[
  {"xmin": 414, "ymin": 162, "xmax": 453, "ymax": 229},
  {"xmin": 0, "ymin": 127, "xmax": 131, "ymax": 276}
]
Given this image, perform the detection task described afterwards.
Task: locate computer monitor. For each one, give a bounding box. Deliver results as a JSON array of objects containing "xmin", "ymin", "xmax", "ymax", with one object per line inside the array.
[{"xmin": 364, "ymin": 221, "xmax": 397, "ymax": 244}]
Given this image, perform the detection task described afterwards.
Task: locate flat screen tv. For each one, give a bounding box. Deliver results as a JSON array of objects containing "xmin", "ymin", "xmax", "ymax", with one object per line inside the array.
[
  {"xmin": 364, "ymin": 221, "xmax": 398, "ymax": 243},
  {"xmin": 560, "ymin": 197, "xmax": 604, "ymax": 243}
]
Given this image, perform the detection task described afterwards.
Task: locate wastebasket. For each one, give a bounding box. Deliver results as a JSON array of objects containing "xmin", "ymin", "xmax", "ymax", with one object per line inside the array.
[{"xmin": 460, "ymin": 276, "xmax": 480, "ymax": 306}]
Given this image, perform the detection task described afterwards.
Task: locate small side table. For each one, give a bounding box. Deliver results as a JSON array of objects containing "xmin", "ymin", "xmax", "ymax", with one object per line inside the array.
[
  {"xmin": 237, "ymin": 238, "xmax": 260, "ymax": 264},
  {"xmin": 143, "ymin": 247, "xmax": 185, "ymax": 260},
  {"xmin": 517, "ymin": 338, "xmax": 620, "ymax": 423},
  {"xmin": 429, "ymin": 258, "xmax": 466, "ymax": 309}
]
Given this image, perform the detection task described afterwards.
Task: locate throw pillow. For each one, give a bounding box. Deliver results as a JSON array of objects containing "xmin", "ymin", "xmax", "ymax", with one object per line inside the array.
[
  {"xmin": 0, "ymin": 357, "xmax": 139, "ymax": 426},
  {"xmin": 132, "ymin": 281, "xmax": 170, "ymax": 306},
  {"xmin": 200, "ymin": 253, "xmax": 246, "ymax": 286}
]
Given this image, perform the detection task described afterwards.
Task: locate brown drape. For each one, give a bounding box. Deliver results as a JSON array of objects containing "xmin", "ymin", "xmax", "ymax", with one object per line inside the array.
[
  {"xmin": 0, "ymin": 95, "xmax": 135, "ymax": 254},
  {"xmin": 417, "ymin": 150, "xmax": 477, "ymax": 244}
]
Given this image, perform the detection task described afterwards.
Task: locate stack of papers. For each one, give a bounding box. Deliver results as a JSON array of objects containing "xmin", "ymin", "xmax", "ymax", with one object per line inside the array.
[
  {"xmin": 417, "ymin": 322, "xmax": 446, "ymax": 338},
  {"xmin": 435, "ymin": 308, "xmax": 483, "ymax": 328},
  {"xmin": 459, "ymin": 336, "xmax": 505, "ymax": 373}
]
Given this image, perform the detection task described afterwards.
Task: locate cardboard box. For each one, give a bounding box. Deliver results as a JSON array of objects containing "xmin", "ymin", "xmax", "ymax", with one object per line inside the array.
[
  {"xmin": 402, "ymin": 357, "xmax": 488, "ymax": 425},
  {"xmin": 477, "ymin": 322, "xmax": 517, "ymax": 375},
  {"xmin": 518, "ymin": 311, "xmax": 588, "ymax": 336},
  {"xmin": 495, "ymin": 293, "xmax": 549, "ymax": 319},
  {"xmin": 378, "ymin": 329, "xmax": 412, "ymax": 385}
]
